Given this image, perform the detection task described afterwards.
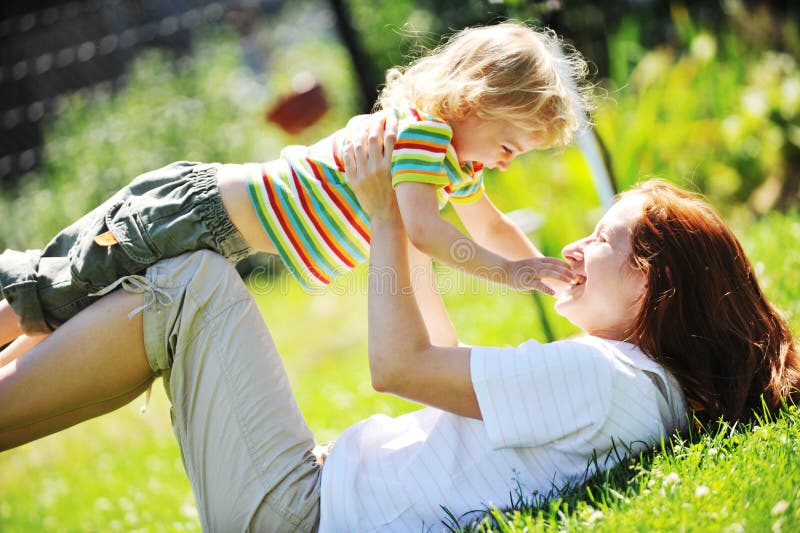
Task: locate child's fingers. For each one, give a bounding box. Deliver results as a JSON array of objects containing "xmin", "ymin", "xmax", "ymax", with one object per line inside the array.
[
  {"xmin": 538, "ymin": 264, "xmax": 578, "ymax": 283},
  {"xmin": 532, "ymin": 258, "xmax": 577, "ymax": 281},
  {"xmin": 531, "ymin": 281, "xmax": 555, "ymax": 297}
]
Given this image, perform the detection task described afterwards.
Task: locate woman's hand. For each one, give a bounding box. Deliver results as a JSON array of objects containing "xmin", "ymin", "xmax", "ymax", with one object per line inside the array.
[{"xmin": 343, "ymin": 113, "xmax": 398, "ymax": 220}]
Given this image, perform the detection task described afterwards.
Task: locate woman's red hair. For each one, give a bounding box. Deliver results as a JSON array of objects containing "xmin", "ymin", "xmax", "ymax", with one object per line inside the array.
[{"xmin": 626, "ymin": 179, "xmax": 799, "ymax": 424}]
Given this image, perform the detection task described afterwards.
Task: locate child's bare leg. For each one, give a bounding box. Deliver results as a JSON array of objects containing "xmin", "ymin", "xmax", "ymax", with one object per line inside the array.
[
  {"xmin": 0, "ymin": 333, "xmax": 49, "ymax": 367},
  {"xmin": 0, "ymin": 289, "xmax": 154, "ymax": 451},
  {"xmin": 0, "ymin": 299, "xmax": 23, "ymax": 347}
]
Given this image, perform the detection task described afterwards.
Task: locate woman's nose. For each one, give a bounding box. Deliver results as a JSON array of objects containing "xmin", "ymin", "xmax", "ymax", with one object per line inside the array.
[{"xmin": 561, "ymin": 241, "xmax": 584, "ymax": 264}]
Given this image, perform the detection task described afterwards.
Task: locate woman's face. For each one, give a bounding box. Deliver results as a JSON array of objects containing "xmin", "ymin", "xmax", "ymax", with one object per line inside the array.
[{"xmin": 554, "ymin": 193, "xmax": 648, "ymax": 340}]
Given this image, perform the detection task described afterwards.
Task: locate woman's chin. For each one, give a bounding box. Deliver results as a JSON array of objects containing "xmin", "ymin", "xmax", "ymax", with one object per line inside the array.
[
  {"xmin": 553, "ymin": 294, "xmax": 571, "ymax": 315},
  {"xmin": 554, "ymin": 281, "xmax": 582, "ymax": 305}
]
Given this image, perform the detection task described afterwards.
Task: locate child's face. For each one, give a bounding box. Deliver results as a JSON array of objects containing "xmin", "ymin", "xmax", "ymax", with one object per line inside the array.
[{"xmin": 449, "ymin": 113, "xmax": 546, "ymax": 170}]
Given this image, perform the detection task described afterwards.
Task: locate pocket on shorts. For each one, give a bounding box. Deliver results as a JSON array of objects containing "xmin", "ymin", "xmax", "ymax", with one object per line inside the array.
[{"xmin": 68, "ymin": 199, "xmax": 161, "ymax": 292}]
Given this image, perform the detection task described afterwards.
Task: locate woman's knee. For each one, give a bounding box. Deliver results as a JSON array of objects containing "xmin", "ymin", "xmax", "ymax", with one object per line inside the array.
[{"xmin": 182, "ymin": 250, "xmax": 252, "ymax": 310}]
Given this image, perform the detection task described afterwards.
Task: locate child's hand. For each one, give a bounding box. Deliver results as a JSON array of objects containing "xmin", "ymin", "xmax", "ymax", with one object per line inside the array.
[{"xmin": 506, "ymin": 256, "xmax": 577, "ymax": 296}]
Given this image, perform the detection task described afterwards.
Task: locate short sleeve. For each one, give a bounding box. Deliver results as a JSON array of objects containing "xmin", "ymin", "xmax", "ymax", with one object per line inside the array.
[
  {"xmin": 470, "ymin": 339, "xmax": 614, "ymax": 449},
  {"xmin": 391, "ymin": 120, "xmax": 452, "ymax": 188},
  {"xmin": 448, "ymin": 162, "xmax": 485, "ymax": 205}
]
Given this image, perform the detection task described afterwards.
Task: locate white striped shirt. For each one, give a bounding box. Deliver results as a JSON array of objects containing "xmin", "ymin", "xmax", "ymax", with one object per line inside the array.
[{"xmin": 319, "ymin": 337, "xmax": 686, "ymax": 532}]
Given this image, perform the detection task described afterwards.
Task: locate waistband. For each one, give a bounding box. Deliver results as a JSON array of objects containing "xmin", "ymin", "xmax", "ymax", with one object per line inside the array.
[{"xmin": 188, "ymin": 165, "xmax": 253, "ymax": 264}]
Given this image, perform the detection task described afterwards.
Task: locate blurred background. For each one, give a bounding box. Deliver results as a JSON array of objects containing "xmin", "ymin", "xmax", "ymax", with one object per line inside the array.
[
  {"xmin": 1, "ymin": 0, "xmax": 799, "ymax": 251},
  {"xmin": 2, "ymin": 0, "xmax": 800, "ymax": 530}
]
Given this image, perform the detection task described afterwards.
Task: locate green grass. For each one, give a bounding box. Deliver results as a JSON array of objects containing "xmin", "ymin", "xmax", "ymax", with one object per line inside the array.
[{"xmin": 465, "ymin": 406, "xmax": 800, "ymax": 532}]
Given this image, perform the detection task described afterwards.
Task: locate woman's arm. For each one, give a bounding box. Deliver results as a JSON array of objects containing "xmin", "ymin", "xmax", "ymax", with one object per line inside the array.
[
  {"xmin": 368, "ymin": 209, "xmax": 480, "ymax": 418},
  {"xmin": 453, "ymin": 195, "xmax": 543, "ymax": 260},
  {"xmin": 344, "ymin": 116, "xmax": 481, "ymax": 418}
]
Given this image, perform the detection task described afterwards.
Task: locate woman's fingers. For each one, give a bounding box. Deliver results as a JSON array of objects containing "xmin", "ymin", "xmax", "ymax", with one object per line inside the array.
[
  {"xmin": 383, "ymin": 115, "xmax": 398, "ymax": 164},
  {"xmin": 343, "ymin": 140, "xmax": 358, "ymax": 177},
  {"xmin": 345, "ymin": 113, "xmax": 394, "ymax": 176}
]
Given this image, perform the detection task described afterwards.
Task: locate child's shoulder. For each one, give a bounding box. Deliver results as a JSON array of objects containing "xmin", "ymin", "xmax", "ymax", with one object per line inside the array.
[{"xmin": 387, "ymin": 105, "xmax": 451, "ymax": 128}]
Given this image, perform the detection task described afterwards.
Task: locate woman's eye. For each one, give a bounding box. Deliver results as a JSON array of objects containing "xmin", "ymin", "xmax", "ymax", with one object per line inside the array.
[{"xmin": 502, "ymin": 145, "xmax": 512, "ymax": 154}]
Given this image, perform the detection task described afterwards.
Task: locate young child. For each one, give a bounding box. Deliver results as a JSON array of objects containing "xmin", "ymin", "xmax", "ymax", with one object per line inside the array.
[{"xmin": 0, "ymin": 21, "xmax": 590, "ymax": 346}]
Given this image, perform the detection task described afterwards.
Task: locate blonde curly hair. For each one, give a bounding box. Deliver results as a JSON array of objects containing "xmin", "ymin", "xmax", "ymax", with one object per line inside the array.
[{"xmin": 376, "ymin": 21, "xmax": 593, "ymax": 149}]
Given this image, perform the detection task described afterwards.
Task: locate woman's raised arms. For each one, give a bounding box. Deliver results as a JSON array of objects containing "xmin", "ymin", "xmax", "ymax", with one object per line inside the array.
[{"xmin": 343, "ymin": 114, "xmax": 482, "ymax": 419}]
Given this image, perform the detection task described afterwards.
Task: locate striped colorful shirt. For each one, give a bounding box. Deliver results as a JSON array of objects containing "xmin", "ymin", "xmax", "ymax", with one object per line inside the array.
[{"xmin": 246, "ymin": 107, "xmax": 485, "ymax": 289}]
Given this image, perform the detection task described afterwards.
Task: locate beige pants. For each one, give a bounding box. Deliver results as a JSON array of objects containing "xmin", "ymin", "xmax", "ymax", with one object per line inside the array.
[{"xmin": 141, "ymin": 251, "xmax": 321, "ymax": 532}]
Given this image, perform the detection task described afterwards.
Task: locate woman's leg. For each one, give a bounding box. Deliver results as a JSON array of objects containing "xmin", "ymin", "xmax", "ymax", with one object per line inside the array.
[
  {"xmin": 0, "ymin": 299, "xmax": 23, "ymax": 347},
  {"xmin": 0, "ymin": 289, "xmax": 154, "ymax": 450},
  {"xmin": 145, "ymin": 251, "xmax": 321, "ymax": 532}
]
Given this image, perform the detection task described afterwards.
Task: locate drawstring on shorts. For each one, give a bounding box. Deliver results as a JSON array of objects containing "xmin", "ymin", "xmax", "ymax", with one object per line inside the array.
[
  {"xmin": 90, "ymin": 274, "xmax": 174, "ymax": 412},
  {"xmin": 90, "ymin": 274, "xmax": 174, "ymax": 318}
]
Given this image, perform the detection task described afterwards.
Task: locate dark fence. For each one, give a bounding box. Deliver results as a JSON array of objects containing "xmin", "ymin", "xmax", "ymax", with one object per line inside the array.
[{"xmin": 0, "ymin": 0, "xmax": 269, "ymax": 183}]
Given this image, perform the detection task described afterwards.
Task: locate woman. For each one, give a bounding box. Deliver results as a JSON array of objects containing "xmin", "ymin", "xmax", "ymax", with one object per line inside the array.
[{"xmin": 1, "ymin": 118, "xmax": 797, "ymax": 531}]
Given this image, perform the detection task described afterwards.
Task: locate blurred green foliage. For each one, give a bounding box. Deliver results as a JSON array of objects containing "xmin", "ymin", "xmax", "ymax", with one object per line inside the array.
[
  {"xmin": 595, "ymin": 3, "xmax": 800, "ymax": 216},
  {"xmin": 2, "ymin": 1, "xmax": 799, "ymax": 251},
  {"xmin": 343, "ymin": 0, "xmax": 800, "ymax": 213}
]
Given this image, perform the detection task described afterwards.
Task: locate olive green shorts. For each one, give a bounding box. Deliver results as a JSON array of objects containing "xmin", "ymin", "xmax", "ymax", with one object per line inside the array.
[{"xmin": 0, "ymin": 161, "xmax": 252, "ymax": 333}]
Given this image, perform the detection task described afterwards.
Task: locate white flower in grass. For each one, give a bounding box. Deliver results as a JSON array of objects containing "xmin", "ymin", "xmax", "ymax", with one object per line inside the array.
[
  {"xmin": 742, "ymin": 89, "xmax": 769, "ymax": 118},
  {"xmin": 782, "ymin": 78, "xmax": 800, "ymax": 115},
  {"xmin": 771, "ymin": 500, "xmax": 789, "ymax": 515},
  {"xmin": 663, "ymin": 472, "xmax": 681, "ymax": 486},
  {"xmin": 708, "ymin": 447, "xmax": 718, "ymax": 456},
  {"xmin": 695, "ymin": 485, "xmax": 710, "ymax": 497},
  {"xmin": 94, "ymin": 497, "xmax": 112, "ymax": 511},
  {"xmin": 690, "ymin": 33, "xmax": 717, "ymax": 63}
]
